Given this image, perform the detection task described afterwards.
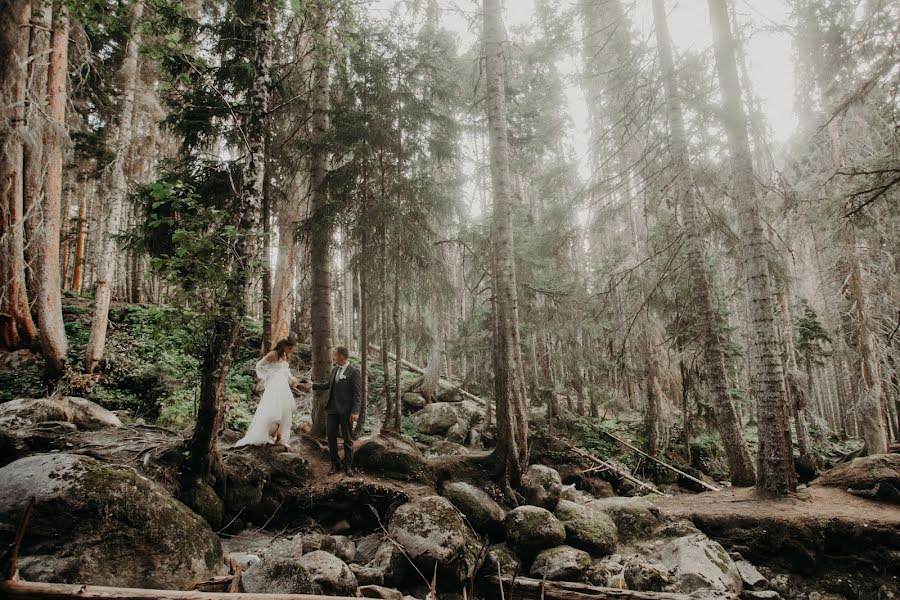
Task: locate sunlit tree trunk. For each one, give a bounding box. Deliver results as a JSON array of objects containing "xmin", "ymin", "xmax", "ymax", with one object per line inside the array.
[
  {"xmin": 84, "ymin": 1, "xmax": 144, "ymax": 374},
  {"xmin": 653, "ymin": 0, "xmax": 756, "ymax": 484},
  {"xmin": 271, "ymin": 177, "xmax": 307, "ymax": 344},
  {"xmin": 308, "ymin": 0, "xmax": 334, "ymax": 438},
  {"xmin": 34, "ymin": 0, "xmax": 69, "ymax": 382},
  {"xmin": 707, "ymin": 0, "xmax": 796, "ymax": 495},
  {"xmin": 0, "ymin": 0, "xmax": 39, "ymax": 349},
  {"xmin": 483, "ymin": 0, "xmax": 527, "ymax": 489}
]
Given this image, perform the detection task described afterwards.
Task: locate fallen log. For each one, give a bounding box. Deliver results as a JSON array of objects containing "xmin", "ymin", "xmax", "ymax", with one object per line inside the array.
[
  {"xmin": 486, "ymin": 575, "xmax": 728, "ymax": 600},
  {"xmin": 563, "ymin": 442, "xmax": 664, "ymax": 496},
  {"xmin": 367, "ymin": 343, "xmax": 485, "ymax": 406},
  {"xmin": 600, "ymin": 430, "xmax": 720, "ymax": 492},
  {"xmin": 0, "ymin": 579, "xmax": 363, "ymax": 600}
]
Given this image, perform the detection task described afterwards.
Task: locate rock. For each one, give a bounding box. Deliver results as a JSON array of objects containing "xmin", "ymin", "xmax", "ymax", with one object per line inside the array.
[
  {"xmin": 530, "ymin": 545, "xmax": 592, "ymax": 582},
  {"xmin": 735, "ymin": 560, "xmax": 768, "ymax": 591},
  {"xmin": 426, "ymin": 441, "xmax": 469, "ymax": 457},
  {"xmin": 585, "ymin": 496, "xmax": 661, "ymax": 541},
  {"xmin": 0, "ymin": 454, "xmax": 223, "ymax": 589},
  {"xmin": 367, "ymin": 540, "xmax": 407, "ymax": 586},
  {"xmin": 354, "ymin": 433, "xmax": 432, "ymax": 482},
  {"xmin": 446, "ymin": 422, "xmax": 467, "ymax": 444},
  {"xmin": 355, "ymin": 533, "xmax": 383, "ymax": 565},
  {"xmin": 623, "ymin": 559, "xmax": 673, "ymax": 592},
  {"xmin": 661, "ymin": 533, "xmax": 742, "ymax": 593},
  {"xmin": 607, "ymin": 573, "xmax": 627, "ymax": 589},
  {"xmin": 0, "ymin": 397, "xmax": 122, "ymax": 430},
  {"xmin": 225, "ymin": 552, "xmax": 261, "ymax": 570},
  {"xmin": 301, "ymin": 533, "xmax": 335, "ymax": 554},
  {"xmin": 452, "ymin": 400, "xmax": 485, "ymax": 428},
  {"xmin": 409, "ymin": 402, "xmax": 458, "ymax": 435},
  {"xmin": 297, "ymin": 550, "xmax": 358, "ymax": 596},
  {"xmin": 388, "ymin": 496, "xmax": 476, "ymax": 586},
  {"xmin": 814, "ymin": 454, "xmax": 900, "ymax": 493},
  {"xmin": 522, "ymin": 464, "xmax": 564, "ymax": 510},
  {"xmin": 741, "ymin": 592, "xmax": 782, "ymax": 600},
  {"xmin": 333, "ymin": 536, "xmax": 357, "ymax": 563},
  {"xmin": 481, "ymin": 544, "xmax": 520, "ymax": 577},
  {"xmin": 442, "ymin": 481, "xmax": 506, "ymax": 535},
  {"xmin": 222, "ymin": 446, "xmax": 312, "ymax": 524},
  {"xmin": 351, "ymin": 564, "xmax": 385, "ymax": 586},
  {"xmin": 242, "ymin": 557, "xmax": 317, "ymax": 594},
  {"xmin": 654, "ymin": 520, "xmax": 701, "ymax": 538},
  {"xmin": 504, "ymin": 505, "xmax": 566, "ymax": 558},
  {"xmin": 402, "ymin": 393, "xmax": 427, "ymax": 409},
  {"xmin": 360, "ymin": 584, "xmax": 404, "ymax": 600},
  {"xmin": 553, "ymin": 499, "xmax": 618, "ymax": 556}
]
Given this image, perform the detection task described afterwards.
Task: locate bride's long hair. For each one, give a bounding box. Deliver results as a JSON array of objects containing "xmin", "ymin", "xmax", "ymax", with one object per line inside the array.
[{"xmin": 272, "ymin": 337, "xmax": 296, "ymax": 359}]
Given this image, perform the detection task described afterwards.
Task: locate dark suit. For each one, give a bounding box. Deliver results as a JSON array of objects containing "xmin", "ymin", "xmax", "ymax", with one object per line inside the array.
[{"xmin": 313, "ymin": 363, "xmax": 361, "ymax": 467}]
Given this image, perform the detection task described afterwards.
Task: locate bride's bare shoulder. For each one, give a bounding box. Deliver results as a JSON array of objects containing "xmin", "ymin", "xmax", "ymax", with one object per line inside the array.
[{"xmin": 263, "ymin": 351, "xmax": 280, "ymax": 362}]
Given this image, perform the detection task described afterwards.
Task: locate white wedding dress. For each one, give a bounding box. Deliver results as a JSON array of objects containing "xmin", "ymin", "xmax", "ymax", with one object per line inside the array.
[{"xmin": 235, "ymin": 357, "xmax": 295, "ymax": 447}]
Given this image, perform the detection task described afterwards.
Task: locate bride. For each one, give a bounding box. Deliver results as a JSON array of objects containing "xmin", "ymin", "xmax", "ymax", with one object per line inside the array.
[{"xmin": 235, "ymin": 337, "xmax": 300, "ymax": 448}]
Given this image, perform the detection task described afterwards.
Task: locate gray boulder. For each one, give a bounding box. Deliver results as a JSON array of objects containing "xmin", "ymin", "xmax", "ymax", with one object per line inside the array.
[
  {"xmin": 735, "ymin": 560, "xmax": 768, "ymax": 591},
  {"xmin": 388, "ymin": 496, "xmax": 477, "ymax": 586},
  {"xmin": 623, "ymin": 559, "xmax": 673, "ymax": 592},
  {"xmin": 0, "ymin": 397, "xmax": 122, "ymax": 430},
  {"xmin": 0, "ymin": 454, "xmax": 223, "ymax": 589},
  {"xmin": 297, "ymin": 550, "xmax": 358, "ymax": 596},
  {"xmin": 585, "ymin": 496, "xmax": 661, "ymax": 541},
  {"xmin": 360, "ymin": 584, "xmax": 404, "ymax": 600},
  {"xmin": 504, "ymin": 505, "xmax": 566, "ymax": 558},
  {"xmin": 661, "ymin": 533, "xmax": 742, "ymax": 593},
  {"xmin": 367, "ymin": 540, "xmax": 407, "ymax": 586},
  {"xmin": 355, "ymin": 533, "xmax": 383, "ymax": 565},
  {"xmin": 242, "ymin": 557, "xmax": 317, "ymax": 594},
  {"xmin": 522, "ymin": 465, "xmax": 563, "ymax": 510},
  {"xmin": 481, "ymin": 544, "xmax": 520, "ymax": 577},
  {"xmin": 354, "ymin": 433, "xmax": 432, "ymax": 482},
  {"xmin": 409, "ymin": 402, "xmax": 458, "ymax": 435},
  {"xmin": 553, "ymin": 499, "xmax": 618, "ymax": 556},
  {"xmin": 426, "ymin": 441, "xmax": 469, "ymax": 457},
  {"xmin": 442, "ymin": 481, "xmax": 506, "ymax": 535},
  {"xmin": 530, "ymin": 545, "xmax": 592, "ymax": 582},
  {"xmin": 446, "ymin": 422, "xmax": 467, "ymax": 444},
  {"xmin": 402, "ymin": 393, "xmax": 427, "ymax": 409}
]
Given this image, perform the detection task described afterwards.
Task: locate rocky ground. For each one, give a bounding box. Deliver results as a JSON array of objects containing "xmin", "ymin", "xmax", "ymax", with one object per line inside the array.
[{"xmin": 0, "ymin": 391, "xmax": 898, "ymax": 600}]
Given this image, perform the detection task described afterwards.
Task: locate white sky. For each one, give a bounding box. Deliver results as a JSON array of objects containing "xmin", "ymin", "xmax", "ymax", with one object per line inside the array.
[{"xmin": 367, "ymin": 0, "xmax": 797, "ymax": 203}]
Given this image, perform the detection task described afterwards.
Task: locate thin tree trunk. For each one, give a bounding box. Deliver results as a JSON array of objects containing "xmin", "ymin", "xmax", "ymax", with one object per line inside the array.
[
  {"xmin": 707, "ymin": 0, "xmax": 795, "ymax": 495},
  {"xmin": 0, "ymin": 0, "xmax": 39, "ymax": 349},
  {"xmin": 185, "ymin": 0, "xmax": 272, "ymax": 486},
  {"xmin": 84, "ymin": 1, "xmax": 144, "ymax": 374},
  {"xmin": 260, "ymin": 152, "xmax": 272, "ymax": 353},
  {"xmin": 380, "ymin": 221, "xmax": 391, "ymax": 431},
  {"xmin": 71, "ymin": 177, "xmax": 90, "ymax": 292},
  {"xmin": 354, "ymin": 251, "xmax": 368, "ymax": 439},
  {"xmin": 392, "ymin": 258, "xmax": 401, "ymax": 431},
  {"xmin": 653, "ymin": 0, "xmax": 755, "ymax": 484},
  {"xmin": 34, "ymin": 1, "xmax": 69, "ymax": 382},
  {"xmin": 483, "ymin": 0, "xmax": 528, "ymax": 491},
  {"xmin": 307, "ymin": 1, "xmax": 334, "ymax": 438}
]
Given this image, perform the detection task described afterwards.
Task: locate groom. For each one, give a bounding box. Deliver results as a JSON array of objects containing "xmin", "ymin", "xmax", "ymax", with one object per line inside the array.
[{"xmin": 302, "ymin": 346, "xmax": 361, "ymax": 475}]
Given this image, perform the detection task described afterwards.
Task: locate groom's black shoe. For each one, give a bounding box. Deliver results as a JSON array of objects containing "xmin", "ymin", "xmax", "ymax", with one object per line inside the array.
[
  {"xmin": 343, "ymin": 465, "xmax": 356, "ymax": 476},
  {"xmin": 328, "ymin": 464, "xmax": 341, "ymax": 476}
]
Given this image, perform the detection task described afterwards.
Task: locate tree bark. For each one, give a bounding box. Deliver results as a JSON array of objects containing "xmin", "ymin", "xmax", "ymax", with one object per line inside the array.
[
  {"xmin": 392, "ymin": 257, "xmax": 401, "ymax": 431},
  {"xmin": 707, "ymin": 0, "xmax": 795, "ymax": 495},
  {"xmin": 483, "ymin": 0, "xmax": 527, "ymax": 490},
  {"xmin": 0, "ymin": 0, "xmax": 39, "ymax": 349},
  {"xmin": 307, "ymin": 0, "xmax": 334, "ymax": 438},
  {"xmin": 84, "ymin": 1, "xmax": 144, "ymax": 374},
  {"xmin": 34, "ymin": 0, "xmax": 69, "ymax": 382},
  {"xmin": 185, "ymin": 0, "xmax": 272, "ymax": 485},
  {"xmin": 271, "ymin": 175, "xmax": 307, "ymax": 344},
  {"xmin": 653, "ymin": 0, "xmax": 756, "ymax": 485}
]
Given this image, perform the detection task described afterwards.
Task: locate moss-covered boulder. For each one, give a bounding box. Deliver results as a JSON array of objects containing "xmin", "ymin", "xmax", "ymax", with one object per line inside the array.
[
  {"xmin": 354, "ymin": 432, "xmax": 432, "ymax": 482},
  {"xmin": 623, "ymin": 559, "xmax": 674, "ymax": 592},
  {"xmin": 660, "ymin": 533, "xmax": 741, "ymax": 593},
  {"xmin": 0, "ymin": 453, "xmax": 223, "ymax": 589},
  {"xmin": 242, "ymin": 557, "xmax": 318, "ymax": 594},
  {"xmin": 530, "ymin": 545, "xmax": 592, "ymax": 581},
  {"xmin": 409, "ymin": 402, "xmax": 458, "ymax": 435},
  {"xmin": 481, "ymin": 544, "xmax": 521, "ymax": 577},
  {"xmin": 522, "ymin": 464, "xmax": 563, "ymax": 510},
  {"xmin": 586, "ymin": 496, "xmax": 660, "ymax": 541},
  {"xmin": 222, "ymin": 445, "xmax": 312, "ymax": 524},
  {"xmin": 442, "ymin": 481, "xmax": 506, "ymax": 536},
  {"xmin": 553, "ymin": 499, "xmax": 618, "ymax": 556},
  {"xmin": 388, "ymin": 495, "xmax": 477, "ymax": 587},
  {"xmin": 297, "ymin": 550, "xmax": 358, "ymax": 596},
  {"xmin": 0, "ymin": 397, "xmax": 122, "ymax": 430},
  {"xmin": 814, "ymin": 454, "xmax": 900, "ymax": 495},
  {"xmin": 504, "ymin": 505, "xmax": 566, "ymax": 559}
]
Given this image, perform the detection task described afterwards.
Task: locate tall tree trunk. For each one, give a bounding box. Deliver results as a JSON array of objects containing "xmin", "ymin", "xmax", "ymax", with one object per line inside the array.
[
  {"xmin": 185, "ymin": 0, "xmax": 272, "ymax": 486},
  {"xmin": 707, "ymin": 0, "xmax": 795, "ymax": 495},
  {"xmin": 307, "ymin": 1, "xmax": 334, "ymax": 438},
  {"xmin": 653, "ymin": 0, "xmax": 756, "ymax": 485},
  {"xmin": 23, "ymin": 0, "xmax": 51, "ymax": 307},
  {"xmin": 0, "ymin": 0, "xmax": 39, "ymax": 349},
  {"xmin": 34, "ymin": 0, "xmax": 69, "ymax": 382},
  {"xmin": 84, "ymin": 1, "xmax": 144, "ymax": 374},
  {"xmin": 271, "ymin": 175, "xmax": 307, "ymax": 345},
  {"xmin": 483, "ymin": 0, "xmax": 528, "ymax": 490},
  {"xmin": 392, "ymin": 258, "xmax": 401, "ymax": 431},
  {"xmin": 380, "ymin": 222, "xmax": 391, "ymax": 430},
  {"xmin": 354, "ymin": 250, "xmax": 368, "ymax": 438},
  {"xmin": 260, "ymin": 154, "xmax": 272, "ymax": 353},
  {"xmin": 69, "ymin": 176, "xmax": 88, "ymax": 292}
]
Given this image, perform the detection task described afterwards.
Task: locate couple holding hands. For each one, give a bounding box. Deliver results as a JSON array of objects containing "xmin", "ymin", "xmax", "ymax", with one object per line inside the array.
[{"xmin": 236, "ymin": 337, "xmax": 361, "ymax": 475}]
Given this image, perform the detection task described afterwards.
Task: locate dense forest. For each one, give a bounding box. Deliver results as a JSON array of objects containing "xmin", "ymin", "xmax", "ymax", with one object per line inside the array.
[{"xmin": 0, "ymin": 0, "xmax": 898, "ymax": 599}]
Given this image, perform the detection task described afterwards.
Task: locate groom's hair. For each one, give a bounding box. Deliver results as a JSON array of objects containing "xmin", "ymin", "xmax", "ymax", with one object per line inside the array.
[{"xmin": 335, "ymin": 346, "xmax": 349, "ymax": 359}]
